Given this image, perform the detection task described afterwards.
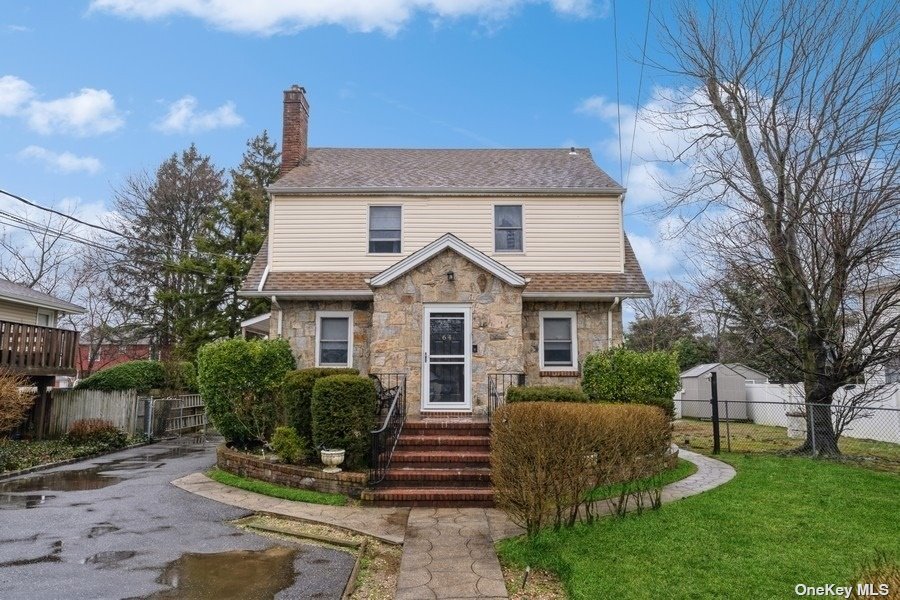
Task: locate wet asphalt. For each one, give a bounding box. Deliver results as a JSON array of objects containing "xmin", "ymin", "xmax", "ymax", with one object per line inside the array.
[{"xmin": 0, "ymin": 437, "xmax": 355, "ymax": 600}]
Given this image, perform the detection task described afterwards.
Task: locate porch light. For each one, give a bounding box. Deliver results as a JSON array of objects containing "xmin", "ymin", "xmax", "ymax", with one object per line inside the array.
[{"xmin": 447, "ymin": 271, "xmax": 455, "ymax": 282}]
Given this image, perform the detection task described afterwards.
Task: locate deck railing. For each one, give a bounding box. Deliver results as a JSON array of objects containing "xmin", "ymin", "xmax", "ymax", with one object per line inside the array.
[
  {"xmin": 0, "ymin": 320, "xmax": 79, "ymax": 376},
  {"xmin": 369, "ymin": 373, "xmax": 407, "ymax": 486},
  {"xmin": 487, "ymin": 372, "xmax": 525, "ymax": 419}
]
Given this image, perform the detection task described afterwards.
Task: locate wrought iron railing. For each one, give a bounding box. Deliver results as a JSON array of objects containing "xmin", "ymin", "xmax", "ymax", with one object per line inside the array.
[
  {"xmin": 369, "ymin": 373, "xmax": 407, "ymax": 485},
  {"xmin": 488, "ymin": 372, "xmax": 525, "ymax": 419}
]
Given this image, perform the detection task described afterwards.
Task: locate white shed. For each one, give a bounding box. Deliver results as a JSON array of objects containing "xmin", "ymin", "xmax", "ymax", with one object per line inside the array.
[{"xmin": 679, "ymin": 363, "xmax": 768, "ymax": 420}]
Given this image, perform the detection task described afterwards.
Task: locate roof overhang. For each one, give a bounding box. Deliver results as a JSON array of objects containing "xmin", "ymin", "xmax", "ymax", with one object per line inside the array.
[
  {"xmin": 238, "ymin": 290, "xmax": 374, "ymax": 299},
  {"xmin": 521, "ymin": 291, "xmax": 651, "ymax": 300},
  {"xmin": 0, "ymin": 294, "xmax": 85, "ymax": 315},
  {"xmin": 267, "ymin": 186, "xmax": 625, "ymax": 197},
  {"xmin": 368, "ymin": 233, "xmax": 527, "ymax": 288}
]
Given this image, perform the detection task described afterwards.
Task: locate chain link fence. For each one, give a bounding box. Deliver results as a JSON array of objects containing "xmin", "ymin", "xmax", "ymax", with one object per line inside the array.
[
  {"xmin": 139, "ymin": 394, "xmax": 207, "ymax": 440},
  {"xmin": 673, "ymin": 396, "xmax": 900, "ymax": 472}
]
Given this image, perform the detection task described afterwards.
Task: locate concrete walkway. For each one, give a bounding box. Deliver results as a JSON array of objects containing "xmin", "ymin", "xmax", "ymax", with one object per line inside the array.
[{"xmin": 174, "ymin": 447, "xmax": 736, "ymax": 599}]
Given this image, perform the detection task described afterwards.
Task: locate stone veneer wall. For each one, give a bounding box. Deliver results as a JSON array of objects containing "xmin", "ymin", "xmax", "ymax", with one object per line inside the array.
[
  {"xmin": 217, "ymin": 445, "xmax": 368, "ymax": 498},
  {"xmin": 522, "ymin": 300, "xmax": 623, "ymax": 386},
  {"xmin": 370, "ymin": 249, "xmax": 524, "ymax": 414},
  {"xmin": 273, "ymin": 300, "xmax": 373, "ymax": 372}
]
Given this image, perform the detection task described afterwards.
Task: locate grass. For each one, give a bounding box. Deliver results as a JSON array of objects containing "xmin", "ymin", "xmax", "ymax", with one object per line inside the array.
[
  {"xmin": 206, "ymin": 467, "xmax": 349, "ymax": 506},
  {"xmin": 497, "ymin": 454, "xmax": 900, "ymax": 600},
  {"xmin": 674, "ymin": 419, "xmax": 900, "ymax": 473},
  {"xmin": 586, "ymin": 458, "xmax": 697, "ymax": 502}
]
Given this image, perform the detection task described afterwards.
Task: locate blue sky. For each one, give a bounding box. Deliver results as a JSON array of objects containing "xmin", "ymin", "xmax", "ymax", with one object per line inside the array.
[{"xmin": 0, "ymin": 0, "xmax": 682, "ymax": 280}]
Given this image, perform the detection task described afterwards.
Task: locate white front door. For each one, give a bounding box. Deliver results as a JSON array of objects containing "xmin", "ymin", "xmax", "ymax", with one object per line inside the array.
[{"xmin": 422, "ymin": 305, "xmax": 471, "ymax": 411}]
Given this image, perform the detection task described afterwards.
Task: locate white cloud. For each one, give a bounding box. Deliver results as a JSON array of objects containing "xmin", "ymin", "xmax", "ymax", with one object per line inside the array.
[
  {"xmin": 0, "ymin": 75, "xmax": 35, "ymax": 117},
  {"xmin": 154, "ymin": 96, "xmax": 243, "ymax": 134},
  {"xmin": 27, "ymin": 88, "xmax": 124, "ymax": 136},
  {"xmin": 90, "ymin": 0, "xmax": 601, "ymax": 35},
  {"xmin": 18, "ymin": 145, "xmax": 103, "ymax": 175},
  {"xmin": 4, "ymin": 24, "xmax": 33, "ymax": 33}
]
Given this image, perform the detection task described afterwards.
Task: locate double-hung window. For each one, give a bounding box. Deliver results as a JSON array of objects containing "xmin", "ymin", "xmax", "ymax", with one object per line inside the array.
[
  {"xmin": 316, "ymin": 312, "xmax": 353, "ymax": 367},
  {"xmin": 539, "ymin": 311, "xmax": 577, "ymax": 370},
  {"xmin": 494, "ymin": 205, "xmax": 523, "ymax": 252},
  {"xmin": 369, "ymin": 206, "xmax": 402, "ymax": 253}
]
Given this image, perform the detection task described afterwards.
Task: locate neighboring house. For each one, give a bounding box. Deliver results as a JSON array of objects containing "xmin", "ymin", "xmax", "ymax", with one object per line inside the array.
[
  {"xmin": 77, "ymin": 333, "xmax": 154, "ymax": 378},
  {"xmin": 240, "ymin": 86, "xmax": 650, "ymax": 417}
]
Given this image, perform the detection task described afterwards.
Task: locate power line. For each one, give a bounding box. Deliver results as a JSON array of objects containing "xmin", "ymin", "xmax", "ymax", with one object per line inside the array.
[
  {"xmin": 612, "ymin": 0, "xmax": 624, "ymax": 184},
  {"xmin": 626, "ymin": 0, "xmax": 653, "ymax": 186}
]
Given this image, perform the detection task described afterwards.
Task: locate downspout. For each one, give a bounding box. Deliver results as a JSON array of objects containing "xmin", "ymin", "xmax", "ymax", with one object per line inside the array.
[
  {"xmin": 607, "ymin": 296, "xmax": 621, "ymax": 349},
  {"xmin": 271, "ymin": 295, "xmax": 283, "ymax": 338}
]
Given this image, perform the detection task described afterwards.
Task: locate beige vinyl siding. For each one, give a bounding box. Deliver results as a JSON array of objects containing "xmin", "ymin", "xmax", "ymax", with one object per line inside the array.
[
  {"xmin": 270, "ymin": 195, "xmax": 624, "ymax": 273},
  {"xmin": 0, "ymin": 299, "xmax": 39, "ymax": 325}
]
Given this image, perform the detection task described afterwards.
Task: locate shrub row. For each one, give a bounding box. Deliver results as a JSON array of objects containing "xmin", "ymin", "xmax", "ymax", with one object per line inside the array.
[
  {"xmin": 492, "ymin": 402, "xmax": 671, "ymax": 536},
  {"xmin": 75, "ymin": 360, "xmax": 197, "ymax": 393},
  {"xmin": 281, "ymin": 367, "xmax": 358, "ymax": 441},
  {"xmin": 506, "ymin": 385, "xmax": 587, "ymax": 403}
]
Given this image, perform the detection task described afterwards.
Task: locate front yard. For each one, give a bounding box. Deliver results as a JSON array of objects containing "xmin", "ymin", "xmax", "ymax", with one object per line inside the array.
[{"xmin": 498, "ymin": 454, "xmax": 900, "ymax": 600}]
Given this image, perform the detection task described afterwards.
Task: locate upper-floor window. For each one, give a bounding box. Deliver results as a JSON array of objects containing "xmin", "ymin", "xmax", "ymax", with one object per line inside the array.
[
  {"xmin": 494, "ymin": 205, "xmax": 523, "ymax": 252},
  {"xmin": 369, "ymin": 206, "xmax": 401, "ymax": 253},
  {"xmin": 36, "ymin": 309, "xmax": 53, "ymax": 327}
]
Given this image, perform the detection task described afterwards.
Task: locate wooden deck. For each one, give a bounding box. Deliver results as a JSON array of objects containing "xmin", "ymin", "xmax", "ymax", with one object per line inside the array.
[{"xmin": 0, "ymin": 319, "xmax": 79, "ymax": 377}]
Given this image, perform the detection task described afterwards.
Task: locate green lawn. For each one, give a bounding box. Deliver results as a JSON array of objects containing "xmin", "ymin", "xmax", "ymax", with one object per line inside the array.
[
  {"xmin": 587, "ymin": 458, "xmax": 697, "ymax": 502},
  {"xmin": 497, "ymin": 454, "xmax": 900, "ymax": 600},
  {"xmin": 206, "ymin": 467, "xmax": 349, "ymax": 506}
]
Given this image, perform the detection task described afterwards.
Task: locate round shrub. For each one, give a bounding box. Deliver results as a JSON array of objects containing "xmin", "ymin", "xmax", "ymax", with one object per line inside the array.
[
  {"xmin": 75, "ymin": 361, "xmax": 166, "ymax": 393},
  {"xmin": 197, "ymin": 338, "xmax": 295, "ymax": 445},
  {"xmin": 270, "ymin": 426, "xmax": 308, "ymax": 464},
  {"xmin": 66, "ymin": 418, "xmax": 128, "ymax": 449},
  {"xmin": 582, "ymin": 348, "xmax": 680, "ymax": 405},
  {"xmin": 311, "ymin": 374, "xmax": 376, "ymax": 469},
  {"xmin": 505, "ymin": 385, "xmax": 587, "ymax": 403},
  {"xmin": 281, "ymin": 368, "xmax": 358, "ymax": 443}
]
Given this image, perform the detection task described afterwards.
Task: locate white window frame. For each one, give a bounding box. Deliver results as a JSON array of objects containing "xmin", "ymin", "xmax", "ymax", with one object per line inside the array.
[
  {"xmin": 492, "ymin": 203, "xmax": 525, "ymax": 254},
  {"xmin": 539, "ymin": 310, "xmax": 578, "ymax": 371},
  {"xmin": 367, "ymin": 204, "xmax": 403, "ymax": 255},
  {"xmin": 36, "ymin": 309, "xmax": 54, "ymax": 327},
  {"xmin": 315, "ymin": 311, "xmax": 354, "ymax": 368}
]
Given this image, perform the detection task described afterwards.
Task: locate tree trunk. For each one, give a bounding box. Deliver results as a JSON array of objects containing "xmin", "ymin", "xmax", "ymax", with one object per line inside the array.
[{"xmin": 796, "ymin": 371, "xmax": 840, "ymax": 456}]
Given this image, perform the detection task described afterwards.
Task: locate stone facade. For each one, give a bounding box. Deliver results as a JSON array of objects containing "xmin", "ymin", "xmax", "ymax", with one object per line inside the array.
[
  {"xmin": 370, "ymin": 249, "xmax": 524, "ymax": 414},
  {"xmin": 274, "ymin": 299, "xmax": 373, "ymax": 373},
  {"xmin": 522, "ymin": 300, "xmax": 623, "ymax": 386}
]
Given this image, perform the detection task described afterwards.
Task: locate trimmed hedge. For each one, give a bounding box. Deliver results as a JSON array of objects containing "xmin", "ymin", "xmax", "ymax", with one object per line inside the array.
[
  {"xmin": 75, "ymin": 360, "xmax": 197, "ymax": 393},
  {"xmin": 270, "ymin": 426, "xmax": 307, "ymax": 464},
  {"xmin": 281, "ymin": 368, "xmax": 358, "ymax": 443},
  {"xmin": 311, "ymin": 374, "xmax": 376, "ymax": 469},
  {"xmin": 197, "ymin": 338, "xmax": 295, "ymax": 445},
  {"xmin": 492, "ymin": 402, "xmax": 671, "ymax": 536},
  {"xmin": 506, "ymin": 385, "xmax": 588, "ymax": 403},
  {"xmin": 582, "ymin": 348, "xmax": 680, "ymax": 408}
]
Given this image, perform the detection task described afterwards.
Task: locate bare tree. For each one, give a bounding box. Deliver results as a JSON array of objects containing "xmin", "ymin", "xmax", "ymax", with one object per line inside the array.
[
  {"xmin": 655, "ymin": 0, "xmax": 900, "ymax": 454},
  {"xmin": 0, "ymin": 208, "xmax": 78, "ymax": 294}
]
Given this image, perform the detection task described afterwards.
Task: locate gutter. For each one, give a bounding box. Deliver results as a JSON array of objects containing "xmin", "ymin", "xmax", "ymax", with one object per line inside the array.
[
  {"xmin": 266, "ymin": 186, "xmax": 626, "ymax": 197},
  {"xmin": 239, "ymin": 290, "xmax": 374, "ymax": 298},
  {"xmin": 607, "ymin": 296, "xmax": 621, "ymax": 349}
]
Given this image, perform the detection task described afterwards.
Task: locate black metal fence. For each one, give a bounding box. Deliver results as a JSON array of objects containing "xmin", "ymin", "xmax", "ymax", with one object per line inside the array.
[
  {"xmin": 674, "ymin": 396, "xmax": 900, "ymax": 470},
  {"xmin": 487, "ymin": 372, "xmax": 525, "ymax": 419},
  {"xmin": 369, "ymin": 373, "xmax": 407, "ymax": 485}
]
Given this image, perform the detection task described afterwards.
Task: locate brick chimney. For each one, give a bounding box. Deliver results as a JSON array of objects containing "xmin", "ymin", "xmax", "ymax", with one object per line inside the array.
[{"xmin": 280, "ymin": 85, "xmax": 309, "ymax": 177}]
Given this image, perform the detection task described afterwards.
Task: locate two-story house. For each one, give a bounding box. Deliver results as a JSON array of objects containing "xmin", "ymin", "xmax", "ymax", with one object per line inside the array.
[{"xmin": 241, "ymin": 86, "xmax": 650, "ymax": 418}]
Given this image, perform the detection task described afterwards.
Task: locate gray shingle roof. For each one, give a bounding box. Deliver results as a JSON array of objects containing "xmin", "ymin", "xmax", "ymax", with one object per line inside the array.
[
  {"xmin": 270, "ymin": 148, "xmax": 623, "ymax": 193},
  {"xmin": 0, "ymin": 278, "xmax": 85, "ymax": 314}
]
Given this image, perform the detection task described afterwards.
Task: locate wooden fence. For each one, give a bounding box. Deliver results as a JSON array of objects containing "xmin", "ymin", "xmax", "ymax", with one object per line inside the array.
[
  {"xmin": 46, "ymin": 389, "xmax": 140, "ymax": 437},
  {"xmin": 0, "ymin": 319, "xmax": 79, "ymax": 376}
]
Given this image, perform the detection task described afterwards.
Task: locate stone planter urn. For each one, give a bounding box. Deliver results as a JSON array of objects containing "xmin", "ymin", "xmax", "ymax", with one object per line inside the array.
[
  {"xmin": 320, "ymin": 449, "xmax": 346, "ymax": 474},
  {"xmin": 785, "ymin": 411, "xmax": 807, "ymax": 439}
]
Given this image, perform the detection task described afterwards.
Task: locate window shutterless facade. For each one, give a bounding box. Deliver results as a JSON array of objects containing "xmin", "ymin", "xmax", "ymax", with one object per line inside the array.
[
  {"xmin": 368, "ymin": 205, "xmax": 402, "ymax": 253},
  {"xmin": 493, "ymin": 205, "xmax": 523, "ymax": 252},
  {"xmin": 316, "ymin": 311, "xmax": 353, "ymax": 367},
  {"xmin": 539, "ymin": 311, "xmax": 577, "ymax": 370}
]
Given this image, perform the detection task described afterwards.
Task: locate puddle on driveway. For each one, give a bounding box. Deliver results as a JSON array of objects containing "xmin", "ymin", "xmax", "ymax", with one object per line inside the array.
[
  {"xmin": 82, "ymin": 550, "xmax": 137, "ymax": 568},
  {"xmin": 0, "ymin": 493, "xmax": 55, "ymax": 510},
  {"xmin": 0, "ymin": 540, "xmax": 63, "ymax": 568},
  {"xmin": 87, "ymin": 524, "xmax": 119, "ymax": 538},
  {"xmin": 146, "ymin": 546, "xmax": 299, "ymax": 599}
]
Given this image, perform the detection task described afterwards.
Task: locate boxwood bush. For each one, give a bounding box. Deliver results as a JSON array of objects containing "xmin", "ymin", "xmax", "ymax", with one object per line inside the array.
[
  {"xmin": 281, "ymin": 368, "xmax": 358, "ymax": 443},
  {"xmin": 197, "ymin": 338, "xmax": 295, "ymax": 445},
  {"xmin": 582, "ymin": 348, "xmax": 680, "ymax": 410},
  {"xmin": 75, "ymin": 360, "xmax": 197, "ymax": 393},
  {"xmin": 505, "ymin": 385, "xmax": 588, "ymax": 403},
  {"xmin": 311, "ymin": 374, "xmax": 376, "ymax": 469}
]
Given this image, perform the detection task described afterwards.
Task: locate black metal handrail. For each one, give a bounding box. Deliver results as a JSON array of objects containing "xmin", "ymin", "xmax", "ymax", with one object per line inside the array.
[
  {"xmin": 369, "ymin": 373, "xmax": 407, "ymax": 485},
  {"xmin": 487, "ymin": 372, "xmax": 525, "ymax": 420}
]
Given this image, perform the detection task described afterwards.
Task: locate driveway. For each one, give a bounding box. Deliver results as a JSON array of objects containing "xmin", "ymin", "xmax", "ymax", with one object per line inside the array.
[{"xmin": 0, "ymin": 437, "xmax": 355, "ymax": 600}]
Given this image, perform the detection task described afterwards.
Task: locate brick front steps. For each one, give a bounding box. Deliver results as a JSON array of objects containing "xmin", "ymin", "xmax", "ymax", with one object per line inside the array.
[{"xmin": 362, "ymin": 420, "xmax": 494, "ymax": 507}]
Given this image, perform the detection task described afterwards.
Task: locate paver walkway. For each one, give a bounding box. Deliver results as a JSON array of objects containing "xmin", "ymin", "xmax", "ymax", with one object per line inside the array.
[
  {"xmin": 174, "ymin": 447, "xmax": 735, "ymax": 599},
  {"xmin": 396, "ymin": 508, "xmax": 507, "ymax": 600}
]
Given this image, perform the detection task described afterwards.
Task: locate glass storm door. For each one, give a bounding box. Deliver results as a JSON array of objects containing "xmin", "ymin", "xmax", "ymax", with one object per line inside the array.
[{"xmin": 423, "ymin": 306, "xmax": 471, "ymax": 410}]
